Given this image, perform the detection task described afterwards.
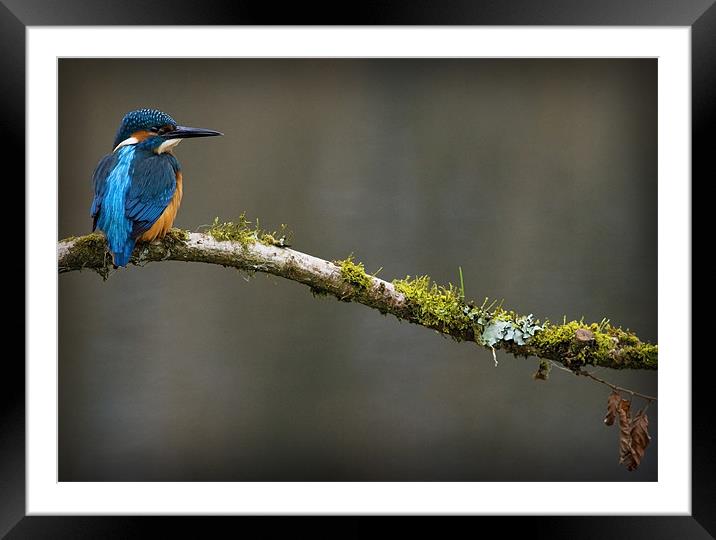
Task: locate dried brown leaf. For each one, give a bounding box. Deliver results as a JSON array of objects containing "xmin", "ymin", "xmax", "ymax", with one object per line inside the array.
[
  {"xmin": 604, "ymin": 391, "xmax": 621, "ymax": 426},
  {"xmin": 627, "ymin": 410, "xmax": 651, "ymax": 471},
  {"xmin": 617, "ymin": 398, "xmax": 636, "ymax": 469}
]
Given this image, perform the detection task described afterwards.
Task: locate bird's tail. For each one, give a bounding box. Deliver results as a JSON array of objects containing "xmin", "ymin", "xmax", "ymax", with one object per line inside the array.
[{"xmin": 111, "ymin": 238, "xmax": 136, "ymax": 268}]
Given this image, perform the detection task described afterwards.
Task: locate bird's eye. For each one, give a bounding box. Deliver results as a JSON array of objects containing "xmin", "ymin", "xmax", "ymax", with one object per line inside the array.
[{"xmin": 149, "ymin": 126, "xmax": 159, "ymax": 133}]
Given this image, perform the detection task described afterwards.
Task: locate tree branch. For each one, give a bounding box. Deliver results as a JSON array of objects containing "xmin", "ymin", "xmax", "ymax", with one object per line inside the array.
[{"xmin": 57, "ymin": 229, "xmax": 658, "ymax": 372}]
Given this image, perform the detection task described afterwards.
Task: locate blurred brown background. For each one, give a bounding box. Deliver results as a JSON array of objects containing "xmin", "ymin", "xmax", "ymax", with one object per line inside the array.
[{"xmin": 58, "ymin": 59, "xmax": 657, "ymax": 481}]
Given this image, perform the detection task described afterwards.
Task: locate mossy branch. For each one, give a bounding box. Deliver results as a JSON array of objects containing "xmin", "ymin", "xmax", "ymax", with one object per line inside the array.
[{"xmin": 57, "ymin": 227, "xmax": 657, "ymax": 373}]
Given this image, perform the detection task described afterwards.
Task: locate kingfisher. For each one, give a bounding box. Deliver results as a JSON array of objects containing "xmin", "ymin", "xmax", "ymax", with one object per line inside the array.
[{"xmin": 90, "ymin": 108, "xmax": 222, "ymax": 267}]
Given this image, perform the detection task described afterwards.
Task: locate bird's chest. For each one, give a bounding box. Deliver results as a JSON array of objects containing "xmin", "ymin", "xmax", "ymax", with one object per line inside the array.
[{"xmin": 137, "ymin": 171, "xmax": 183, "ymax": 242}]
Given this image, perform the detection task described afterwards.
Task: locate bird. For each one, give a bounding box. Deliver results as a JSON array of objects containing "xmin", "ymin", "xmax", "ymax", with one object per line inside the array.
[{"xmin": 90, "ymin": 108, "xmax": 222, "ymax": 267}]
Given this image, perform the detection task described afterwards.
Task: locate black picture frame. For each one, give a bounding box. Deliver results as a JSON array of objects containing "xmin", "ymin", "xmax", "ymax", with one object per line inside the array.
[{"xmin": 9, "ymin": 1, "xmax": 707, "ymax": 537}]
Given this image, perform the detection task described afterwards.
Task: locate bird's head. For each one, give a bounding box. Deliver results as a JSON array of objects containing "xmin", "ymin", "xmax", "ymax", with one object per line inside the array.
[{"xmin": 112, "ymin": 108, "xmax": 222, "ymax": 153}]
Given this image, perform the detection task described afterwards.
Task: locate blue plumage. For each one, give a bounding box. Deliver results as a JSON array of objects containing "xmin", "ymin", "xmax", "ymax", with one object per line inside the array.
[
  {"xmin": 90, "ymin": 108, "xmax": 222, "ymax": 267},
  {"xmin": 93, "ymin": 146, "xmax": 137, "ymax": 267},
  {"xmin": 126, "ymin": 147, "xmax": 180, "ymax": 238},
  {"xmin": 91, "ymin": 143, "xmax": 179, "ymax": 267}
]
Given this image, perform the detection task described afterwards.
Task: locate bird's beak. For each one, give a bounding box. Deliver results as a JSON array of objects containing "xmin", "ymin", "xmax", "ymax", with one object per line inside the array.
[{"xmin": 162, "ymin": 125, "xmax": 223, "ymax": 139}]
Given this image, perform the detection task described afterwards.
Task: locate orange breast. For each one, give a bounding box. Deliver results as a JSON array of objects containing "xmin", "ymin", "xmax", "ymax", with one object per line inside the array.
[{"xmin": 138, "ymin": 171, "xmax": 183, "ymax": 242}]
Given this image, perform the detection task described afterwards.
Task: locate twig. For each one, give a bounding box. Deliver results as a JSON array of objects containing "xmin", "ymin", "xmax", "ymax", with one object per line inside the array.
[
  {"xmin": 548, "ymin": 360, "xmax": 577, "ymax": 375},
  {"xmin": 548, "ymin": 360, "xmax": 656, "ymax": 402},
  {"xmin": 579, "ymin": 371, "xmax": 657, "ymax": 402}
]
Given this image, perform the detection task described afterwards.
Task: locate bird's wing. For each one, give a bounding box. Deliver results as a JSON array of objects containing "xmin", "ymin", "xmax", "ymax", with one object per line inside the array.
[
  {"xmin": 125, "ymin": 152, "xmax": 181, "ymax": 238},
  {"xmin": 89, "ymin": 153, "xmax": 119, "ymax": 231}
]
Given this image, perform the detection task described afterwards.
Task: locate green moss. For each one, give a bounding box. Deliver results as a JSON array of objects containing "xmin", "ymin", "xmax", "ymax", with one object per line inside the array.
[
  {"xmin": 309, "ymin": 285, "xmax": 331, "ymax": 298},
  {"xmin": 166, "ymin": 228, "xmax": 190, "ymax": 242},
  {"xmin": 393, "ymin": 275, "xmax": 470, "ymax": 333},
  {"xmin": 207, "ymin": 214, "xmax": 257, "ymax": 246},
  {"xmin": 334, "ymin": 263, "xmax": 656, "ymax": 370},
  {"xmin": 392, "ymin": 276, "xmax": 544, "ymax": 347},
  {"xmin": 207, "ymin": 214, "xmax": 292, "ymax": 248},
  {"xmin": 533, "ymin": 360, "xmax": 551, "ymax": 380},
  {"xmin": 530, "ymin": 320, "xmax": 657, "ymax": 370},
  {"xmin": 336, "ymin": 255, "xmax": 372, "ymax": 290},
  {"xmin": 530, "ymin": 321, "xmax": 583, "ymax": 352},
  {"xmin": 63, "ymin": 232, "xmax": 112, "ymax": 279},
  {"xmin": 259, "ymin": 223, "xmax": 291, "ymax": 248},
  {"xmin": 152, "ymin": 228, "xmax": 191, "ymax": 252},
  {"xmin": 70, "ymin": 232, "xmax": 105, "ymax": 248},
  {"xmin": 492, "ymin": 308, "xmax": 515, "ymax": 321},
  {"xmin": 593, "ymin": 331, "xmax": 615, "ymax": 357}
]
